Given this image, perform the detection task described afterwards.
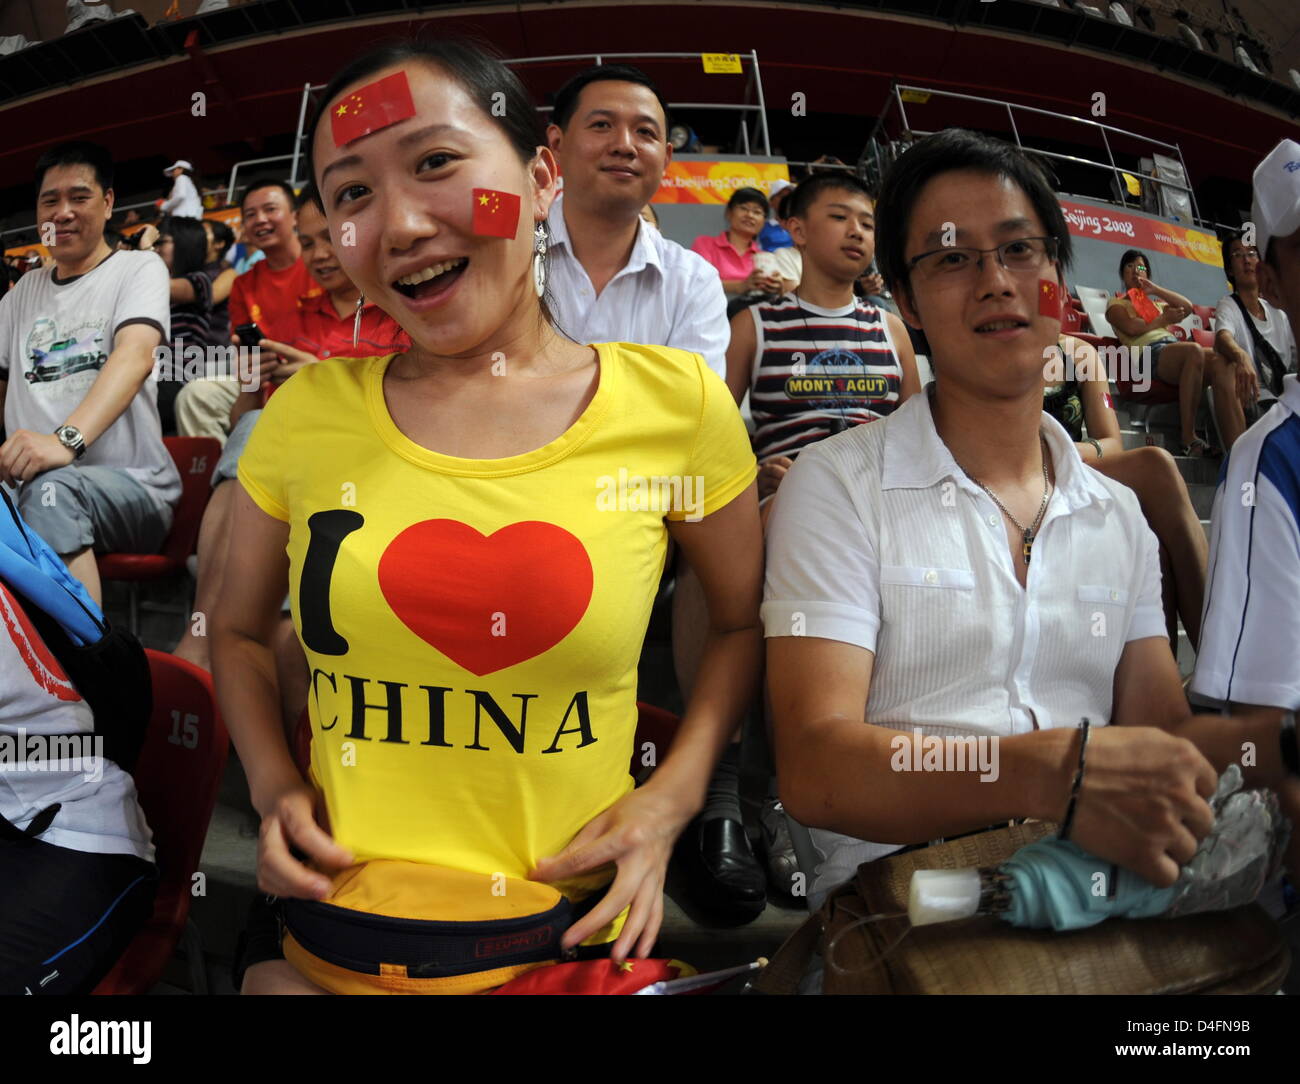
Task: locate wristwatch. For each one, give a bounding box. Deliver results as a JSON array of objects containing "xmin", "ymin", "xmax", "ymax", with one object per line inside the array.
[{"xmin": 54, "ymin": 424, "xmax": 86, "ymax": 459}]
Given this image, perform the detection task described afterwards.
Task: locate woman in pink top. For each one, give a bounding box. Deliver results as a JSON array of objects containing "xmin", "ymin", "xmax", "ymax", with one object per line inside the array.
[{"xmin": 691, "ymin": 187, "xmax": 782, "ymax": 296}]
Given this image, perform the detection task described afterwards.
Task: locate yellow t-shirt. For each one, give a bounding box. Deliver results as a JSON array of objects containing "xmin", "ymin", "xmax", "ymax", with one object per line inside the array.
[
  {"xmin": 238, "ymin": 342, "xmax": 755, "ymax": 913},
  {"xmin": 1108, "ymin": 294, "xmax": 1175, "ymax": 350}
]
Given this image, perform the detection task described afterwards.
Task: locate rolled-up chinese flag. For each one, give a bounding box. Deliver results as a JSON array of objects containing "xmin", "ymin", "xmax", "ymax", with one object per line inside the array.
[
  {"xmin": 472, "ymin": 188, "xmax": 521, "ymax": 239},
  {"xmin": 1127, "ymin": 287, "xmax": 1161, "ymax": 324}
]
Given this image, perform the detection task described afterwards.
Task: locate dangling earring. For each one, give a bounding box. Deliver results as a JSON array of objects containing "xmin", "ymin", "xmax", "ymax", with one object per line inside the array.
[
  {"xmin": 532, "ymin": 222, "xmax": 547, "ymax": 298},
  {"xmin": 353, "ymin": 293, "xmax": 364, "ymax": 347}
]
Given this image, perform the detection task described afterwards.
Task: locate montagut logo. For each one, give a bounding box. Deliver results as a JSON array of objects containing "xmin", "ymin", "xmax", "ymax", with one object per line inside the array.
[{"xmin": 474, "ymin": 926, "xmax": 553, "ymax": 959}]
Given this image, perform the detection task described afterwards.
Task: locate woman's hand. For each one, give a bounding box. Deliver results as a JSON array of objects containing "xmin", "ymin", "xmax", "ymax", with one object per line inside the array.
[
  {"xmin": 257, "ymin": 339, "xmax": 318, "ymax": 385},
  {"xmin": 256, "ymin": 780, "xmax": 353, "ymax": 900},
  {"xmin": 529, "ymin": 782, "xmax": 695, "ymax": 961}
]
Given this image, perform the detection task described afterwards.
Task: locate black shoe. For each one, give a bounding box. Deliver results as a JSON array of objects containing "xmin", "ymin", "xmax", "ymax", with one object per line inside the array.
[{"xmin": 674, "ymin": 814, "xmax": 767, "ymax": 925}]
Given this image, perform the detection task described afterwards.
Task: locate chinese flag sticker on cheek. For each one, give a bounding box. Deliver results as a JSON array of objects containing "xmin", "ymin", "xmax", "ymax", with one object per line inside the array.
[
  {"xmin": 1038, "ymin": 278, "xmax": 1061, "ymax": 319},
  {"xmin": 472, "ymin": 188, "xmax": 522, "ymax": 239},
  {"xmin": 331, "ymin": 71, "xmax": 417, "ymax": 147}
]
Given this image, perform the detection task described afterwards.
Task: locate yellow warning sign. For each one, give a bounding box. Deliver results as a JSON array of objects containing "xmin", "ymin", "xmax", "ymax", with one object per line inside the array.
[{"xmin": 702, "ymin": 53, "xmax": 743, "ymax": 74}]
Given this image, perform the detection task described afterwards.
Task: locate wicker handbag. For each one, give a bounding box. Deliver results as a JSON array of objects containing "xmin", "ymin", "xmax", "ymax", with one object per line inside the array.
[{"xmin": 754, "ymin": 823, "xmax": 1290, "ymax": 995}]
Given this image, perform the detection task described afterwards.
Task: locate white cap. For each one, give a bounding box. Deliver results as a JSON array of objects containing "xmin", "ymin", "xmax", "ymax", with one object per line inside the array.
[
  {"xmin": 907, "ymin": 868, "xmax": 982, "ymax": 927},
  {"xmin": 768, "ymin": 178, "xmax": 794, "ymax": 202},
  {"xmin": 1251, "ymin": 139, "xmax": 1300, "ymax": 259},
  {"xmin": 163, "ymin": 160, "xmax": 192, "ymax": 174}
]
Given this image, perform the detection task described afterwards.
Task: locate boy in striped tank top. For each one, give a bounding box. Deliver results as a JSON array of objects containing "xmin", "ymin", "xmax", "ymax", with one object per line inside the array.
[{"xmin": 725, "ymin": 174, "xmax": 920, "ymax": 515}]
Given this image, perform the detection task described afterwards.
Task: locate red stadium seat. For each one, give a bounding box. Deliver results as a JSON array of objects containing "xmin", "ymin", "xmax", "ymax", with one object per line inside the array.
[
  {"xmin": 1191, "ymin": 328, "xmax": 1215, "ymax": 349},
  {"xmin": 1192, "ymin": 304, "xmax": 1216, "ymax": 330},
  {"xmin": 97, "ymin": 436, "xmax": 220, "ymax": 632},
  {"xmin": 93, "ymin": 650, "xmax": 230, "ymax": 995}
]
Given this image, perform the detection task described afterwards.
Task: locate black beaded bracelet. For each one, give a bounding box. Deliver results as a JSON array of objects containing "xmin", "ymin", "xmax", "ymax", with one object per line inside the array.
[
  {"xmin": 1281, "ymin": 711, "xmax": 1298, "ymax": 778},
  {"xmin": 1058, "ymin": 717, "xmax": 1092, "ymax": 842}
]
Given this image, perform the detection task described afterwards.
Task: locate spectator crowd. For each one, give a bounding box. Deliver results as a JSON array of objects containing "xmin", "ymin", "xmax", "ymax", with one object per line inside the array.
[{"xmin": 0, "ymin": 39, "xmax": 1297, "ymax": 997}]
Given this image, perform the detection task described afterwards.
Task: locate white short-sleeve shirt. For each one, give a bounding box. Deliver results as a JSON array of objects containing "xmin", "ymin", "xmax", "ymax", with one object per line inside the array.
[
  {"xmin": 0, "ymin": 250, "xmax": 180, "ymax": 511},
  {"xmin": 545, "ymin": 195, "xmax": 730, "ymax": 381},
  {"xmin": 1191, "ymin": 375, "xmax": 1300, "ymax": 711},
  {"xmin": 1213, "ymin": 295, "xmax": 1297, "ymax": 397},
  {"xmin": 762, "ymin": 389, "xmax": 1166, "ymax": 906}
]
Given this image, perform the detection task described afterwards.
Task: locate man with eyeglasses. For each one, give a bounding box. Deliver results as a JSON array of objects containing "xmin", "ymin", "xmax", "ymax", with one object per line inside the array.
[
  {"xmin": 1214, "ymin": 234, "xmax": 1297, "ymax": 415},
  {"xmin": 761, "ymin": 130, "xmax": 1254, "ymax": 922}
]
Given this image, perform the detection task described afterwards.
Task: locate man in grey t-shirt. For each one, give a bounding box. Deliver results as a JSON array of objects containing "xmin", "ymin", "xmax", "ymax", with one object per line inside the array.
[{"xmin": 0, "ymin": 141, "xmax": 179, "ymax": 603}]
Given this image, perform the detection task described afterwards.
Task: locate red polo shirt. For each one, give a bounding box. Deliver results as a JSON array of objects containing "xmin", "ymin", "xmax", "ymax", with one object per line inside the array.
[
  {"xmin": 229, "ymin": 256, "xmax": 319, "ymax": 341},
  {"xmin": 262, "ymin": 291, "xmax": 410, "ymax": 403},
  {"xmin": 285, "ymin": 290, "xmax": 410, "ymax": 360},
  {"xmin": 690, "ymin": 230, "xmax": 759, "ymax": 283}
]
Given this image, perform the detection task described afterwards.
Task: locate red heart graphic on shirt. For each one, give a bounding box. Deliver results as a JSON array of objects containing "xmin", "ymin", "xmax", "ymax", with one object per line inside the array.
[{"xmin": 377, "ymin": 520, "xmax": 593, "ymax": 676}]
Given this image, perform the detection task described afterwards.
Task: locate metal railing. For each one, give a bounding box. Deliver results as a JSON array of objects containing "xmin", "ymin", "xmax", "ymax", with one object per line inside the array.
[
  {"xmin": 273, "ymin": 50, "xmax": 773, "ymax": 191},
  {"xmin": 227, "ymin": 154, "xmax": 296, "ymax": 208},
  {"xmin": 861, "ymin": 83, "xmax": 1205, "ymax": 228}
]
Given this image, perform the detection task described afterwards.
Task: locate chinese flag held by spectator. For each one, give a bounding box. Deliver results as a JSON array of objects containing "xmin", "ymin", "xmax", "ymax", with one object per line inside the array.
[
  {"xmin": 472, "ymin": 188, "xmax": 521, "ymax": 239},
  {"xmin": 1038, "ymin": 278, "xmax": 1060, "ymax": 319},
  {"xmin": 1126, "ymin": 287, "xmax": 1161, "ymax": 324},
  {"xmin": 331, "ymin": 71, "xmax": 416, "ymax": 147}
]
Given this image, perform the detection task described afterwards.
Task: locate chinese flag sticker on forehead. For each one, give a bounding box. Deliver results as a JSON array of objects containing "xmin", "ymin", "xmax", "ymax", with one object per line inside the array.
[
  {"xmin": 1038, "ymin": 278, "xmax": 1060, "ymax": 319},
  {"xmin": 331, "ymin": 70, "xmax": 416, "ymax": 147},
  {"xmin": 472, "ymin": 188, "xmax": 521, "ymax": 239}
]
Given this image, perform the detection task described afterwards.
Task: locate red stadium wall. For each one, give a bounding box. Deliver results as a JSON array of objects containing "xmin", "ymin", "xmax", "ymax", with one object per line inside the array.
[{"xmin": 0, "ymin": 2, "xmax": 1292, "ymax": 196}]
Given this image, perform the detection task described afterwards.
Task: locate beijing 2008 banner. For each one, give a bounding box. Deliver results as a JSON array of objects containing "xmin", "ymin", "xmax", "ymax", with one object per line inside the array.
[
  {"xmin": 655, "ymin": 160, "xmax": 791, "ymax": 204},
  {"xmin": 1058, "ymin": 199, "xmax": 1221, "ymax": 267}
]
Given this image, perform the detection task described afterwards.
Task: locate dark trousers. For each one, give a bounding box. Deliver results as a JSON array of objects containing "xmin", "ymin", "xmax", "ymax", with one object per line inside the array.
[{"xmin": 0, "ymin": 835, "xmax": 156, "ymax": 995}]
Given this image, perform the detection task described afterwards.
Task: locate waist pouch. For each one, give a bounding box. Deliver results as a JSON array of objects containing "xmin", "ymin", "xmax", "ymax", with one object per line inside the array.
[{"xmin": 283, "ymin": 861, "xmax": 592, "ymax": 995}]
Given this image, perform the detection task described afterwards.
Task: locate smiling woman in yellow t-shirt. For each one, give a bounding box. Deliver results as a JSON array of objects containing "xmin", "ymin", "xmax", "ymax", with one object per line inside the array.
[{"xmin": 210, "ymin": 41, "xmax": 761, "ymax": 995}]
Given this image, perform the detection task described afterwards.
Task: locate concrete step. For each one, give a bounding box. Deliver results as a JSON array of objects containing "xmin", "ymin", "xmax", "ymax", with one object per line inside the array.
[
  {"xmin": 1186, "ymin": 482, "xmax": 1217, "ymax": 519},
  {"xmin": 1172, "ymin": 454, "xmax": 1222, "ymax": 488}
]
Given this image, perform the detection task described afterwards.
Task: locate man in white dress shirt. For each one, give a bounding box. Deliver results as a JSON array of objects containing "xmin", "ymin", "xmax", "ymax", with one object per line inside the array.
[
  {"xmin": 544, "ymin": 65, "xmax": 729, "ymax": 379},
  {"xmin": 547, "ymin": 65, "xmax": 763, "ymax": 921},
  {"xmin": 764, "ymin": 130, "xmax": 1299, "ymax": 916}
]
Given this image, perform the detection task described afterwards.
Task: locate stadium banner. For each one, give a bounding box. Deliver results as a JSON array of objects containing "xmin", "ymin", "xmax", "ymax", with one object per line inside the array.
[
  {"xmin": 655, "ymin": 160, "xmax": 791, "ymax": 205},
  {"xmin": 1058, "ymin": 198, "xmax": 1221, "ymax": 267},
  {"xmin": 204, "ymin": 206, "xmax": 243, "ymax": 230}
]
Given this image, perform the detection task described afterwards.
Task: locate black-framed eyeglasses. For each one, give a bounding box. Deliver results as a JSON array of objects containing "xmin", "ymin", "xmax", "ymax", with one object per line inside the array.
[{"xmin": 906, "ymin": 236, "xmax": 1059, "ymax": 280}]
